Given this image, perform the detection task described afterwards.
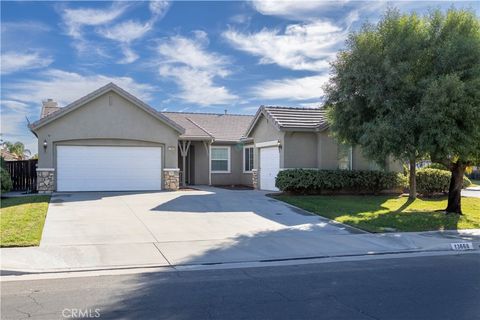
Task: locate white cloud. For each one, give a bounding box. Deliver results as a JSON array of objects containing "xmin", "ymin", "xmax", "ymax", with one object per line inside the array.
[
  {"xmin": 99, "ymin": 20, "xmax": 154, "ymax": 43},
  {"xmin": 4, "ymin": 69, "xmax": 156, "ymax": 106},
  {"xmin": 149, "ymin": 0, "xmax": 170, "ymax": 17},
  {"xmin": 1, "ymin": 52, "xmax": 53, "ymax": 75},
  {"xmin": 0, "ymin": 112, "xmax": 27, "ymax": 136},
  {"xmin": 1, "ymin": 100, "xmax": 29, "ymax": 112},
  {"xmin": 223, "ymin": 20, "xmax": 344, "ymax": 72},
  {"xmin": 251, "ymin": 0, "xmax": 349, "ymax": 20},
  {"xmin": 62, "ymin": 3, "xmax": 129, "ymax": 39},
  {"xmin": 252, "ymin": 75, "xmax": 329, "ymax": 101},
  {"xmin": 159, "ymin": 66, "xmax": 237, "ymax": 106},
  {"xmin": 156, "ymin": 32, "xmax": 237, "ymax": 105},
  {"xmin": 96, "ymin": 1, "xmax": 170, "ymax": 63}
]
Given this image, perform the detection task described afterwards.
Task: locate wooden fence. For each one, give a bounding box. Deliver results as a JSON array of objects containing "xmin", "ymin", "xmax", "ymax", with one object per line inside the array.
[{"xmin": 4, "ymin": 160, "xmax": 38, "ymax": 192}]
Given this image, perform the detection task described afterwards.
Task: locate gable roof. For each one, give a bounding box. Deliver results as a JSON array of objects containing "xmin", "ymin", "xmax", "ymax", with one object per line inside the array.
[
  {"xmin": 161, "ymin": 112, "xmax": 254, "ymax": 142},
  {"xmin": 29, "ymin": 83, "xmax": 185, "ymax": 134},
  {"xmin": 245, "ymin": 106, "xmax": 329, "ymax": 136}
]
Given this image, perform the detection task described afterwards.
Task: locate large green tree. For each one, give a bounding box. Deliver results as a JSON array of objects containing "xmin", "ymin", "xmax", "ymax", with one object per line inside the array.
[
  {"xmin": 417, "ymin": 10, "xmax": 480, "ymax": 214},
  {"xmin": 326, "ymin": 8, "xmax": 480, "ymax": 211},
  {"xmin": 325, "ymin": 9, "xmax": 430, "ymax": 199}
]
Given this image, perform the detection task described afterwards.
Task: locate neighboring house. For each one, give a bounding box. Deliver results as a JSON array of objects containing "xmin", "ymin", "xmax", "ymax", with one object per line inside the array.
[
  {"xmin": 28, "ymin": 83, "xmax": 401, "ymax": 193},
  {"xmin": 1, "ymin": 149, "xmax": 17, "ymax": 161}
]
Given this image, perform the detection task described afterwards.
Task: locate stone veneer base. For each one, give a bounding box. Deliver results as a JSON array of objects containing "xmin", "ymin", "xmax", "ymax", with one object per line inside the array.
[
  {"xmin": 37, "ymin": 169, "xmax": 55, "ymax": 193},
  {"xmin": 252, "ymin": 169, "xmax": 258, "ymax": 189},
  {"xmin": 163, "ymin": 169, "xmax": 180, "ymax": 191}
]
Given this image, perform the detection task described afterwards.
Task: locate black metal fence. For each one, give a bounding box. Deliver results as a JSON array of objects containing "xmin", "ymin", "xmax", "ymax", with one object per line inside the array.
[{"xmin": 4, "ymin": 160, "xmax": 38, "ymax": 192}]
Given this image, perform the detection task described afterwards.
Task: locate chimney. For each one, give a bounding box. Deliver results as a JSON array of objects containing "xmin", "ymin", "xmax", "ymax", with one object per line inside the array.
[{"xmin": 41, "ymin": 99, "xmax": 60, "ymax": 118}]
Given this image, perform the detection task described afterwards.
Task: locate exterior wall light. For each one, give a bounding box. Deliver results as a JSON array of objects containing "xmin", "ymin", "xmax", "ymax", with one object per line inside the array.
[{"xmin": 43, "ymin": 139, "xmax": 48, "ymax": 151}]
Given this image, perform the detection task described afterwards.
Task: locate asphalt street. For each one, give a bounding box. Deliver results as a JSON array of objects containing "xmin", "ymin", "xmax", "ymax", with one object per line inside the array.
[{"xmin": 1, "ymin": 253, "xmax": 479, "ymax": 320}]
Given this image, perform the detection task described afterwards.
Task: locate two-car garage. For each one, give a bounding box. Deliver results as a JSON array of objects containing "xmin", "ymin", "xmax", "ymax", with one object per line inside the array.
[
  {"xmin": 56, "ymin": 146, "xmax": 162, "ymax": 192},
  {"xmin": 30, "ymin": 83, "xmax": 184, "ymax": 192}
]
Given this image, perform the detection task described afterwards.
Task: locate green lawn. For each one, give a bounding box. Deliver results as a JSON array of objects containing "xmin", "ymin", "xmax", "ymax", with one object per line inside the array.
[
  {"xmin": 0, "ymin": 195, "xmax": 50, "ymax": 247},
  {"xmin": 274, "ymin": 195, "xmax": 480, "ymax": 233},
  {"xmin": 470, "ymin": 179, "xmax": 480, "ymax": 187}
]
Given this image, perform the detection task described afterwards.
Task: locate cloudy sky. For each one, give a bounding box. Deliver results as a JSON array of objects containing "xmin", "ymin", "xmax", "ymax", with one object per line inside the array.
[{"xmin": 1, "ymin": 1, "xmax": 478, "ymax": 153}]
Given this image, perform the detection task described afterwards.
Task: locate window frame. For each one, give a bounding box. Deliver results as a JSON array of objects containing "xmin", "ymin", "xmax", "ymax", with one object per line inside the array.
[
  {"xmin": 243, "ymin": 145, "xmax": 254, "ymax": 173},
  {"xmin": 210, "ymin": 146, "xmax": 231, "ymax": 173}
]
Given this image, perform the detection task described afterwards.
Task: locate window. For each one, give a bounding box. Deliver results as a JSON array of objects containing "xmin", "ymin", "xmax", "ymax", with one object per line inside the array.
[
  {"xmin": 244, "ymin": 146, "xmax": 254, "ymax": 172},
  {"xmin": 337, "ymin": 144, "xmax": 352, "ymax": 170},
  {"xmin": 211, "ymin": 146, "xmax": 230, "ymax": 173}
]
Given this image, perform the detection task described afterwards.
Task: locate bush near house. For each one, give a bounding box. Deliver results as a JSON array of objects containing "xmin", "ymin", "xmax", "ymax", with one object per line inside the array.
[
  {"xmin": 416, "ymin": 168, "xmax": 471, "ymax": 196},
  {"xmin": 275, "ymin": 169, "xmax": 407, "ymax": 194},
  {"xmin": 1, "ymin": 167, "xmax": 12, "ymax": 193}
]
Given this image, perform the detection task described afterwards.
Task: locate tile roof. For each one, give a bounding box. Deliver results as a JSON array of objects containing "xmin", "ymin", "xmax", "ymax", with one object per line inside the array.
[
  {"xmin": 262, "ymin": 106, "xmax": 328, "ymax": 130},
  {"xmin": 161, "ymin": 112, "xmax": 254, "ymax": 141}
]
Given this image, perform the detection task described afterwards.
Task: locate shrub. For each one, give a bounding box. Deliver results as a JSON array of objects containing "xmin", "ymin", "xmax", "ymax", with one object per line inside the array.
[
  {"xmin": 425, "ymin": 163, "xmax": 448, "ymax": 171},
  {"xmin": 416, "ymin": 168, "xmax": 471, "ymax": 195},
  {"xmin": 1, "ymin": 167, "xmax": 12, "ymax": 194},
  {"xmin": 275, "ymin": 169, "xmax": 407, "ymax": 194}
]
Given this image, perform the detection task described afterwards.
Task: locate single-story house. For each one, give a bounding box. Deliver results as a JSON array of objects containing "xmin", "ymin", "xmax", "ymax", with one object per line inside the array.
[{"xmin": 29, "ymin": 82, "xmax": 401, "ymax": 193}]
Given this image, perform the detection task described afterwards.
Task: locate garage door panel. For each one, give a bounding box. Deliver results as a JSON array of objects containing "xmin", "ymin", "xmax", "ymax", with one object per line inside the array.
[
  {"xmin": 57, "ymin": 146, "xmax": 162, "ymax": 191},
  {"xmin": 259, "ymin": 147, "xmax": 280, "ymax": 191}
]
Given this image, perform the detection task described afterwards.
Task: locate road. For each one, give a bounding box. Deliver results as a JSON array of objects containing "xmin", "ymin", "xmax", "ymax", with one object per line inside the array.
[{"xmin": 2, "ymin": 253, "xmax": 479, "ymax": 320}]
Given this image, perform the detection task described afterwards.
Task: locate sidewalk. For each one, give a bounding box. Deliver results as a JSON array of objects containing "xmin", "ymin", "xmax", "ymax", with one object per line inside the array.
[{"xmin": 2, "ymin": 229, "xmax": 479, "ymax": 274}]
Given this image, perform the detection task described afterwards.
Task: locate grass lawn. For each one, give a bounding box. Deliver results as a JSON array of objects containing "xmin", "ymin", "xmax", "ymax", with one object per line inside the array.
[
  {"xmin": 470, "ymin": 179, "xmax": 480, "ymax": 187},
  {"xmin": 274, "ymin": 195, "xmax": 480, "ymax": 233},
  {"xmin": 0, "ymin": 195, "xmax": 50, "ymax": 247}
]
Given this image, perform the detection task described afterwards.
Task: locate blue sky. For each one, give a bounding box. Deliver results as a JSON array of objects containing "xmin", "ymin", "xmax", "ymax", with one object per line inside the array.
[{"xmin": 1, "ymin": 1, "xmax": 478, "ymax": 153}]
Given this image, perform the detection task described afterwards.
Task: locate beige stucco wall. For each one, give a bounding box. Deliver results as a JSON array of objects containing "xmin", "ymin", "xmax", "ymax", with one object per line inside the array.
[
  {"xmin": 248, "ymin": 118, "xmax": 403, "ymax": 172},
  {"xmin": 247, "ymin": 114, "xmax": 285, "ymax": 169},
  {"xmin": 316, "ymin": 131, "xmax": 339, "ymax": 169},
  {"xmin": 35, "ymin": 91, "xmax": 180, "ymax": 170},
  {"xmin": 283, "ymin": 131, "xmax": 317, "ymax": 168}
]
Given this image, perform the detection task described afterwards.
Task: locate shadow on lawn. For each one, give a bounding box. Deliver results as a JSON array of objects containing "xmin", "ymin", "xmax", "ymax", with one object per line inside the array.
[
  {"xmin": 339, "ymin": 196, "xmax": 461, "ymax": 232},
  {"xmin": 275, "ymin": 195, "xmax": 467, "ymax": 232},
  {"xmin": 0, "ymin": 195, "xmax": 50, "ymax": 209}
]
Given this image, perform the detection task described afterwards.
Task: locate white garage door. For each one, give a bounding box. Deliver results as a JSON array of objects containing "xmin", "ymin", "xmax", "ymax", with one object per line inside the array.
[
  {"xmin": 57, "ymin": 146, "xmax": 162, "ymax": 191},
  {"xmin": 259, "ymin": 146, "xmax": 280, "ymax": 191}
]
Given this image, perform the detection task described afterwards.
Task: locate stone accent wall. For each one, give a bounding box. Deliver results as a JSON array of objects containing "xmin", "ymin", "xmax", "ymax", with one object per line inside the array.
[
  {"xmin": 252, "ymin": 169, "xmax": 258, "ymax": 189},
  {"xmin": 163, "ymin": 169, "xmax": 180, "ymax": 191},
  {"xmin": 37, "ymin": 169, "xmax": 55, "ymax": 193}
]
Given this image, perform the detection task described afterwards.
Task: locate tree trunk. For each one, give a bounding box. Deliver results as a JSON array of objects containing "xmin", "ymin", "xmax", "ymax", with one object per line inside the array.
[
  {"xmin": 409, "ymin": 157, "xmax": 417, "ymax": 200},
  {"xmin": 446, "ymin": 161, "xmax": 466, "ymax": 215}
]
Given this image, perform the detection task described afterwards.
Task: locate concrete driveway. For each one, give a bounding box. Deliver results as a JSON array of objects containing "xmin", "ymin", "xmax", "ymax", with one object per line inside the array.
[
  {"xmin": 41, "ymin": 186, "xmax": 356, "ymax": 247},
  {"xmin": 36, "ymin": 186, "xmax": 391, "ymax": 267},
  {"xmin": 4, "ymin": 187, "xmax": 476, "ymax": 272}
]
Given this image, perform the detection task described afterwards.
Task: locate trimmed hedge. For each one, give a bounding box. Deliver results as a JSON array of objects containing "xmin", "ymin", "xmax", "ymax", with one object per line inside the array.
[
  {"xmin": 275, "ymin": 169, "xmax": 407, "ymax": 194},
  {"xmin": 416, "ymin": 168, "xmax": 471, "ymax": 195}
]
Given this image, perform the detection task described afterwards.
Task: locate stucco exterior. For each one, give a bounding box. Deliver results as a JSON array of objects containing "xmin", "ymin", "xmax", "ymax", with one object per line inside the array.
[
  {"xmin": 248, "ymin": 115, "xmax": 285, "ymax": 169},
  {"xmin": 247, "ymin": 113, "xmax": 402, "ymax": 173},
  {"xmin": 35, "ymin": 91, "xmax": 180, "ymax": 170},
  {"xmin": 30, "ymin": 84, "xmax": 403, "ymax": 192}
]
